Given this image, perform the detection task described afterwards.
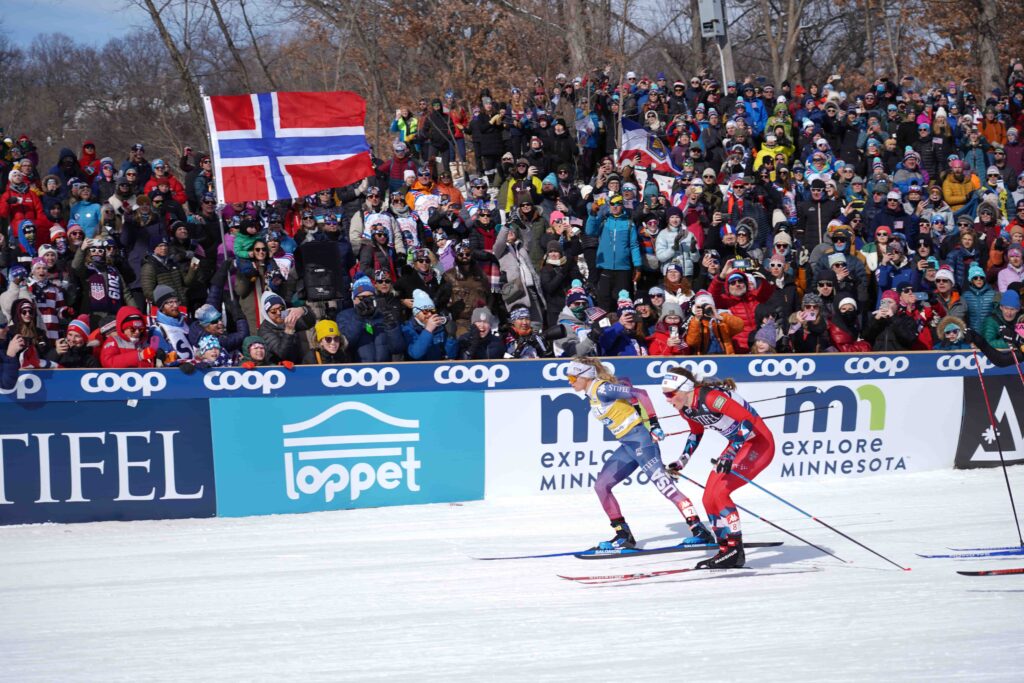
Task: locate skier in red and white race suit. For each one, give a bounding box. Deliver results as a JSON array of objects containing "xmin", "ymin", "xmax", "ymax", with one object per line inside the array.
[{"xmin": 661, "ymin": 368, "xmax": 775, "ymax": 568}]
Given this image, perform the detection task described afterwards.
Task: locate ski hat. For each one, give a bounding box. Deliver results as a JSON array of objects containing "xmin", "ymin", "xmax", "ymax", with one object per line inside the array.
[
  {"xmin": 197, "ymin": 334, "xmax": 221, "ymax": 355},
  {"xmin": 968, "ymin": 264, "xmax": 986, "ymax": 281},
  {"xmin": 720, "ymin": 222, "xmax": 737, "ymax": 238},
  {"xmin": 616, "ymin": 289, "xmax": 635, "ymax": 316},
  {"xmin": 837, "ymin": 297, "xmax": 858, "ymax": 311},
  {"xmin": 1008, "ymin": 244, "xmax": 1024, "ymax": 258},
  {"xmin": 567, "ymin": 359, "xmax": 598, "ymax": 381},
  {"xmin": 315, "ymin": 319, "xmax": 340, "ymax": 341},
  {"xmin": 802, "ymin": 292, "xmax": 823, "ymax": 307},
  {"xmin": 659, "ymin": 301, "xmax": 684, "ymax": 321},
  {"xmin": 50, "ymin": 225, "xmax": 67, "ymax": 240},
  {"xmin": 352, "ymin": 275, "xmax": 375, "ymax": 299},
  {"xmin": 827, "ymin": 252, "xmax": 847, "ymax": 267},
  {"xmin": 1000, "ymin": 289, "xmax": 1020, "ymax": 310},
  {"xmin": 66, "ymin": 315, "xmax": 91, "ymax": 341},
  {"xmin": 195, "ymin": 304, "xmax": 222, "ymax": 326},
  {"xmin": 694, "ymin": 289, "xmax": 715, "ymax": 310},
  {"xmin": 649, "ymin": 286, "xmax": 666, "ymax": 297},
  {"xmin": 153, "ymin": 284, "xmax": 177, "ymax": 308},
  {"xmin": 881, "ymin": 289, "xmax": 899, "ymax": 304},
  {"xmin": 935, "ymin": 265, "xmax": 956, "ymax": 282},
  {"xmin": 471, "ymin": 306, "xmax": 495, "ymax": 326},
  {"xmin": 754, "ymin": 319, "xmax": 778, "ymax": 350},
  {"xmin": 565, "ymin": 285, "xmax": 589, "ymax": 306},
  {"xmin": 260, "ymin": 290, "xmax": 286, "ymax": 315},
  {"xmin": 412, "ymin": 289, "xmax": 435, "ymax": 314}
]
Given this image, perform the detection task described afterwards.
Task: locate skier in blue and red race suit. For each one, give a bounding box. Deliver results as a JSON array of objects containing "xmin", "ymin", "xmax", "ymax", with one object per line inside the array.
[
  {"xmin": 566, "ymin": 356, "xmax": 715, "ymax": 551},
  {"xmin": 661, "ymin": 368, "xmax": 775, "ymax": 569}
]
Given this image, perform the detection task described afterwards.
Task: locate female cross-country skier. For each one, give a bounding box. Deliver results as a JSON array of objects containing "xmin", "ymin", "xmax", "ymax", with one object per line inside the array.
[
  {"xmin": 566, "ymin": 357, "xmax": 714, "ymax": 550},
  {"xmin": 661, "ymin": 367, "xmax": 775, "ymax": 569}
]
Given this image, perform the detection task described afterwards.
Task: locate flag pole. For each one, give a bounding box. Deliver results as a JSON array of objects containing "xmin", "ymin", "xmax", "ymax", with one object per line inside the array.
[{"xmin": 200, "ymin": 88, "xmax": 236, "ymax": 304}]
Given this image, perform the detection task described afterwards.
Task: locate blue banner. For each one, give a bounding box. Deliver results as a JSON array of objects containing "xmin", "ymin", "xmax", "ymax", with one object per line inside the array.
[
  {"xmin": 0, "ymin": 352, "xmax": 1016, "ymax": 404},
  {"xmin": 209, "ymin": 392, "xmax": 485, "ymax": 516},
  {"xmin": 0, "ymin": 400, "xmax": 216, "ymax": 525}
]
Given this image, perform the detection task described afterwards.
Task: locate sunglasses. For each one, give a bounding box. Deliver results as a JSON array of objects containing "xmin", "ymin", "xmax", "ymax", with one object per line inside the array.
[
  {"xmin": 770, "ymin": 263, "xmax": 785, "ymax": 268},
  {"xmin": 650, "ymin": 293, "xmax": 665, "ymax": 298},
  {"xmin": 803, "ymin": 304, "xmax": 820, "ymax": 309},
  {"xmin": 321, "ymin": 336, "xmax": 341, "ymax": 344},
  {"xmin": 818, "ymin": 281, "xmax": 834, "ymax": 287},
  {"xmin": 900, "ymin": 287, "xmax": 915, "ymax": 293},
  {"xmin": 253, "ymin": 247, "xmax": 267, "ymax": 253},
  {"xmin": 415, "ymin": 258, "xmax": 431, "ymax": 263}
]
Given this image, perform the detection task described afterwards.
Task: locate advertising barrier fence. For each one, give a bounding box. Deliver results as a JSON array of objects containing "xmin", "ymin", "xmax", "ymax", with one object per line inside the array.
[{"xmin": 0, "ymin": 352, "xmax": 1019, "ymax": 525}]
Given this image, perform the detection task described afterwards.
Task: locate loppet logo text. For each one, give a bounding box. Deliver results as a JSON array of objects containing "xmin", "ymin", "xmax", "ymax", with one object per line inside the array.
[
  {"xmin": 0, "ymin": 374, "xmax": 43, "ymax": 401},
  {"xmin": 81, "ymin": 371, "xmax": 166, "ymax": 397},
  {"xmin": 645, "ymin": 359, "xmax": 718, "ymax": 380},
  {"xmin": 204, "ymin": 369, "xmax": 286, "ymax": 395},
  {"xmin": 749, "ymin": 358, "xmax": 816, "ymax": 380},
  {"xmin": 321, "ymin": 366, "xmax": 400, "ymax": 391},
  {"xmin": 282, "ymin": 402, "xmax": 421, "ymax": 503},
  {"xmin": 843, "ymin": 356, "xmax": 909, "ymax": 377},
  {"xmin": 434, "ymin": 364, "xmax": 509, "ymax": 387}
]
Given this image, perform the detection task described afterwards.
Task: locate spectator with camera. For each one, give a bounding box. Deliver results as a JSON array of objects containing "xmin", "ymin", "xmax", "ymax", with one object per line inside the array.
[
  {"xmin": 402, "ymin": 289, "xmax": 458, "ymax": 360},
  {"xmin": 684, "ymin": 289, "xmax": 743, "ymax": 355},
  {"xmin": 336, "ymin": 274, "xmax": 405, "ymax": 362},
  {"xmin": 709, "ymin": 258, "xmax": 775, "ymax": 354}
]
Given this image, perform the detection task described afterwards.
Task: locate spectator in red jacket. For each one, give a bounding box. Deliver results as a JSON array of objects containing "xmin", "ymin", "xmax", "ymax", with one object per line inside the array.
[
  {"xmin": 1, "ymin": 169, "xmax": 45, "ymax": 229},
  {"xmin": 142, "ymin": 159, "xmax": 188, "ymax": 205},
  {"xmin": 100, "ymin": 306, "xmax": 162, "ymax": 368},
  {"xmin": 708, "ymin": 259, "xmax": 776, "ymax": 353}
]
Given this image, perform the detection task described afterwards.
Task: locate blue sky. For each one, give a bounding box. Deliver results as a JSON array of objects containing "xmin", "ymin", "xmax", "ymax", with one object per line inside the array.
[{"xmin": 3, "ymin": 0, "xmax": 147, "ymax": 46}]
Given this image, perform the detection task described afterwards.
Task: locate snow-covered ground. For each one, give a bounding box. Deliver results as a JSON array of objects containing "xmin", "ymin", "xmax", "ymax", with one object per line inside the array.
[{"xmin": 3, "ymin": 468, "xmax": 1023, "ymax": 682}]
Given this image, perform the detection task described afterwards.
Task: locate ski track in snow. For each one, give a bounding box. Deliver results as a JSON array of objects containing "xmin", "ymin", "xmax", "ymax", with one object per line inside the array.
[{"xmin": 2, "ymin": 468, "xmax": 1023, "ymax": 681}]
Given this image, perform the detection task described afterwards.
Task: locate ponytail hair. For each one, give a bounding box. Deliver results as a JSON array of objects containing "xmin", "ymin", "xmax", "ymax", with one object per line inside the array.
[{"xmin": 668, "ymin": 367, "xmax": 737, "ymax": 392}]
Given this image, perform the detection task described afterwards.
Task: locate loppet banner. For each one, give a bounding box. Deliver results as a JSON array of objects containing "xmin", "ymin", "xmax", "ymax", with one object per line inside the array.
[{"xmin": 484, "ymin": 377, "xmax": 964, "ymax": 498}]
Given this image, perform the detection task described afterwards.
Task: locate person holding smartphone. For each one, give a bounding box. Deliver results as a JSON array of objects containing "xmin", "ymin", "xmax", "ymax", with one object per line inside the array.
[
  {"xmin": 788, "ymin": 292, "xmax": 828, "ymax": 352},
  {"xmin": 0, "ymin": 313, "xmax": 24, "ymax": 390}
]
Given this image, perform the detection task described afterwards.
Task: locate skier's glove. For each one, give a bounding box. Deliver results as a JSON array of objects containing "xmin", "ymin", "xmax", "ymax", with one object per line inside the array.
[
  {"xmin": 666, "ymin": 455, "xmax": 690, "ymax": 479},
  {"xmin": 715, "ymin": 455, "xmax": 734, "ymax": 475}
]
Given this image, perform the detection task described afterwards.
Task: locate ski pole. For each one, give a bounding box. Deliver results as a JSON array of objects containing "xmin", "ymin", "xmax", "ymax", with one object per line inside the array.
[
  {"xmin": 713, "ymin": 464, "xmax": 911, "ymax": 571},
  {"xmin": 674, "ymin": 472, "xmax": 848, "ymax": 564},
  {"xmin": 656, "ymin": 392, "xmax": 792, "ymax": 420},
  {"xmin": 1008, "ymin": 346, "xmax": 1024, "ymax": 391},
  {"xmin": 971, "ymin": 348, "xmax": 1024, "ymax": 547},
  {"xmin": 663, "ymin": 405, "xmax": 831, "ymax": 437}
]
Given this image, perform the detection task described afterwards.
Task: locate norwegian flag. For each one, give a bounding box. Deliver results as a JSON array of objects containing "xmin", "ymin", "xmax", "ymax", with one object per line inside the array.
[{"xmin": 203, "ymin": 90, "xmax": 373, "ymax": 203}]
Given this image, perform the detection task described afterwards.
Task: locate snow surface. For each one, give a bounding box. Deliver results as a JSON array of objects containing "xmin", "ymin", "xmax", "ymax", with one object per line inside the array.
[{"xmin": 3, "ymin": 468, "xmax": 1023, "ymax": 682}]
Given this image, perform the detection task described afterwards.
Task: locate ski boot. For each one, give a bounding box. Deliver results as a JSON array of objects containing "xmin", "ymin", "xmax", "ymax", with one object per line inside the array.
[
  {"xmin": 595, "ymin": 518, "xmax": 636, "ymax": 551},
  {"xmin": 680, "ymin": 518, "xmax": 717, "ymax": 546},
  {"xmin": 695, "ymin": 535, "xmax": 745, "ymax": 569}
]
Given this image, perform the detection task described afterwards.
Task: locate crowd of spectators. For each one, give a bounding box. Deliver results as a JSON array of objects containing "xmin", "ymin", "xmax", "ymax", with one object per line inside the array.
[{"xmin": 2, "ymin": 62, "xmax": 1024, "ymax": 379}]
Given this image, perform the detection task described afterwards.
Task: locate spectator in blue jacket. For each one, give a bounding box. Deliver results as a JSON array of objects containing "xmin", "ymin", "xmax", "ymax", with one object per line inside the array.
[
  {"xmin": 402, "ymin": 288, "xmax": 458, "ymax": 360},
  {"xmin": 585, "ymin": 193, "xmax": 640, "ymax": 310},
  {"xmin": 188, "ymin": 303, "xmax": 250, "ymax": 354},
  {"xmin": 337, "ymin": 275, "xmax": 405, "ymax": 362}
]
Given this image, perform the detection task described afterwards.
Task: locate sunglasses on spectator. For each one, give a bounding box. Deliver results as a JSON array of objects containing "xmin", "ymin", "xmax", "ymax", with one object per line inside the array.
[
  {"xmin": 770, "ymin": 262, "xmax": 785, "ymax": 268},
  {"xmin": 415, "ymin": 258, "xmax": 431, "ymax": 263},
  {"xmin": 900, "ymin": 286, "xmax": 915, "ymax": 293},
  {"xmin": 321, "ymin": 336, "xmax": 341, "ymax": 344},
  {"xmin": 253, "ymin": 247, "xmax": 267, "ymax": 253},
  {"xmin": 803, "ymin": 304, "xmax": 820, "ymax": 310},
  {"xmin": 650, "ymin": 293, "xmax": 665, "ymax": 299},
  {"xmin": 818, "ymin": 281, "xmax": 833, "ymax": 287}
]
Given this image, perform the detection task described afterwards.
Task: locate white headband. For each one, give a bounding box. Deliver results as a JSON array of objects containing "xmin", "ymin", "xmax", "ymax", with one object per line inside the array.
[
  {"xmin": 661, "ymin": 373, "xmax": 695, "ymax": 394},
  {"xmin": 567, "ymin": 361, "xmax": 597, "ymax": 379}
]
